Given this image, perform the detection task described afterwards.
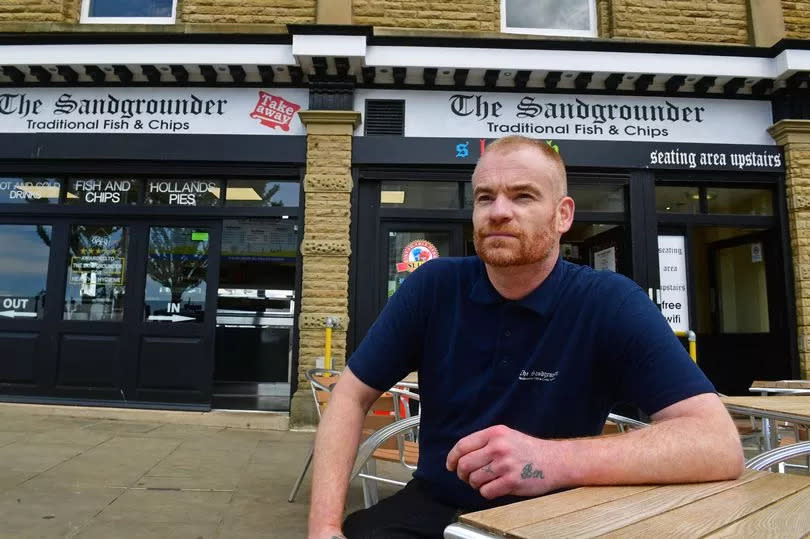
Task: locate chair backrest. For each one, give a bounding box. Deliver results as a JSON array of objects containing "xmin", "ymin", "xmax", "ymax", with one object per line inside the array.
[
  {"xmin": 744, "ymin": 441, "xmax": 810, "ymax": 471},
  {"xmin": 306, "ymin": 368, "xmax": 342, "ymax": 420},
  {"xmin": 306, "ymin": 368, "xmax": 420, "ymax": 451}
]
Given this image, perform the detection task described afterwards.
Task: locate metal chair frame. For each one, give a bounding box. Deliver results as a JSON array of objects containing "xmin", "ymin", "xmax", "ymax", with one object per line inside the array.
[{"xmin": 744, "ymin": 441, "xmax": 810, "ymax": 473}]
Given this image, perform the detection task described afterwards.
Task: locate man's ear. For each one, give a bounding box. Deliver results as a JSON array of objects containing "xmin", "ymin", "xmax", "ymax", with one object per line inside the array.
[{"xmin": 557, "ymin": 196, "xmax": 575, "ymax": 233}]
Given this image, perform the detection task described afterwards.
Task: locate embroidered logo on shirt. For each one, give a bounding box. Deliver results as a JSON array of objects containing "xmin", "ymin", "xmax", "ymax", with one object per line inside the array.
[{"xmin": 518, "ymin": 370, "xmax": 559, "ymax": 382}]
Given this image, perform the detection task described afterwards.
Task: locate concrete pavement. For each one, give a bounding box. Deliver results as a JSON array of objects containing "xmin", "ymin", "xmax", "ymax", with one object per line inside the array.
[{"xmin": 0, "ymin": 403, "xmax": 401, "ymax": 538}]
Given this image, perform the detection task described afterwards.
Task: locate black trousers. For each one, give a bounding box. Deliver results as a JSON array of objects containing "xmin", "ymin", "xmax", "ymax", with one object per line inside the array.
[{"xmin": 342, "ymin": 479, "xmax": 463, "ymax": 539}]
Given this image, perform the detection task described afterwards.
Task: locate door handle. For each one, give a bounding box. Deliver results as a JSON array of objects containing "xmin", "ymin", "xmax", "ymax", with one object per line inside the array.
[
  {"xmin": 648, "ymin": 288, "xmax": 654, "ymax": 302},
  {"xmin": 656, "ymin": 289, "xmax": 662, "ymax": 305}
]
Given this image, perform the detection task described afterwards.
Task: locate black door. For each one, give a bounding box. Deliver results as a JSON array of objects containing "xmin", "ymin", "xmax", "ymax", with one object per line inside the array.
[
  {"xmin": 352, "ymin": 221, "xmax": 464, "ymax": 351},
  {"xmin": 0, "ymin": 218, "xmax": 221, "ymax": 407}
]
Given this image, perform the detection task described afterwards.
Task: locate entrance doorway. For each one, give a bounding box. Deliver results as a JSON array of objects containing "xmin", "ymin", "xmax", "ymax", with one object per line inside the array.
[
  {"xmin": 0, "ymin": 218, "xmax": 221, "ymax": 406},
  {"xmin": 654, "ymin": 183, "xmax": 792, "ymax": 394}
]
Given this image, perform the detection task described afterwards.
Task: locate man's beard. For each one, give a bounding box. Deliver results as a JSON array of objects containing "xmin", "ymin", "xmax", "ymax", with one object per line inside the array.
[{"xmin": 474, "ymin": 227, "xmax": 556, "ymax": 267}]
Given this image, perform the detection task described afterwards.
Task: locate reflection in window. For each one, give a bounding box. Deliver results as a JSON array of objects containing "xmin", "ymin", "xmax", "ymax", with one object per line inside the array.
[
  {"xmin": 561, "ymin": 223, "xmax": 628, "ymax": 276},
  {"xmin": 502, "ymin": 0, "xmax": 596, "ymax": 36},
  {"xmin": 85, "ymin": 0, "xmax": 174, "ymax": 17},
  {"xmin": 225, "ymin": 180, "xmax": 299, "ymax": 207},
  {"xmin": 144, "ymin": 227, "xmax": 209, "ymax": 323},
  {"xmin": 0, "ymin": 178, "xmax": 61, "ymax": 205},
  {"xmin": 656, "ymin": 186, "xmax": 700, "ymax": 214},
  {"xmin": 381, "ymin": 181, "xmax": 460, "ymax": 209},
  {"xmin": 707, "ymin": 188, "xmax": 773, "ymax": 215},
  {"xmin": 218, "ymin": 219, "xmax": 297, "ymax": 313},
  {"xmin": 569, "ymin": 184, "xmax": 626, "ymax": 212},
  {"xmin": 0, "ymin": 225, "xmax": 51, "ymax": 318},
  {"xmin": 64, "ymin": 225, "xmax": 128, "ymax": 321},
  {"xmin": 66, "ymin": 178, "xmax": 141, "ymax": 205}
]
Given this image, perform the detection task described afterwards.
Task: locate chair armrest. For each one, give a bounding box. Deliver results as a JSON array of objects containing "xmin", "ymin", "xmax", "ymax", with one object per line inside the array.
[
  {"xmin": 443, "ymin": 523, "xmax": 498, "ymax": 538},
  {"xmin": 351, "ymin": 415, "xmax": 420, "ymax": 481},
  {"xmin": 607, "ymin": 413, "xmax": 649, "ymax": 430},
  {"xmin": 744, "ymin": 441, "xmax": 810, "ymax": 470}
]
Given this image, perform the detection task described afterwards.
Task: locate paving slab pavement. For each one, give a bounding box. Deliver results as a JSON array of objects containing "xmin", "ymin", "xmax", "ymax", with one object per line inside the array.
[{"xmin": 0, "ymin": 403, "xmax": 406, "ymax": 538}]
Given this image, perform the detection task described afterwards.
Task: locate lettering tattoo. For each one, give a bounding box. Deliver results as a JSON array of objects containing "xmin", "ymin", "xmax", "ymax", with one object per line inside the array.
[{"xmin": 520, "ymin": 463, "xmax": 544, "ymax": 480}]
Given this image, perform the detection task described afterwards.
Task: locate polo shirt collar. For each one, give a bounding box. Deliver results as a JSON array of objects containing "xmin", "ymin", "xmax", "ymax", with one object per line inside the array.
[{"xmin": 469, "ymin": 256, "xmax": 566, "ymax": 316}]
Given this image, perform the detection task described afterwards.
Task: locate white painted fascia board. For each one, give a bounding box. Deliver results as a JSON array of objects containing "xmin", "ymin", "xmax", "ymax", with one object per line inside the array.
[
  {"xmin": 366, "ymin": 45, "xmax": 777, "ymax": 79},
  {"xmin": 774, "ymin": 49, "xmax": 810, "ymax": 77},
  {"xmin": 0, "ymin": 43, "xmax": 296, "ymax": 66},
  {"xmin": 292, "ymin": 34, "xmax": 366, "ymax": 58}
]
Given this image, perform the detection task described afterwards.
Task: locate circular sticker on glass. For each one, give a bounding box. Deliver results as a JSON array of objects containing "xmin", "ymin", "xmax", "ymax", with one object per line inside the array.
[{"xmin": 396, "ymin": 240, "xmax": 440, "ymax": 273}]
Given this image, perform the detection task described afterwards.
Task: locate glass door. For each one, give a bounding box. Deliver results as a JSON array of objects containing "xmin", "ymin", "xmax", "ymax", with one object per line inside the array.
[{"xmin": 380, "ymin": 223, "xmax": 463, "ymax": 305}]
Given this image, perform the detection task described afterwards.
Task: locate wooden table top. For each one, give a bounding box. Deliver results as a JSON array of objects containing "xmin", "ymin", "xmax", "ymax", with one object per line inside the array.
[
  {"xmin": 453, "ymin": 470, "xmax": 810, "ymax": 538},
  {"xmin": 721, "ymin": 395, "xmax": 810, "ymax": 424},
  {"xmin": 752, "ymin": 380, "xmax": 810, "ymax": 390}
]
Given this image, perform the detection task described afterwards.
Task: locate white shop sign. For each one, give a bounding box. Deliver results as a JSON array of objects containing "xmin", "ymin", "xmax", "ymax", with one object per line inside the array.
[
  {"xmin": 0, "ymin": 88, "xmax": 308, "ymax": 135},
  {"xmin": 355, "ymin": 89, "xmax": 774, "ymax": 145},
  {"xmin": 658, "ymin": 235, "xmax": 690, "ymax": 333}
]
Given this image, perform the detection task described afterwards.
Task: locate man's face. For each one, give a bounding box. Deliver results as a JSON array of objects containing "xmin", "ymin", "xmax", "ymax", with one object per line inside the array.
[{"xmin": 471, "ymin": 146, "xmax": 574, "ymax": 267}]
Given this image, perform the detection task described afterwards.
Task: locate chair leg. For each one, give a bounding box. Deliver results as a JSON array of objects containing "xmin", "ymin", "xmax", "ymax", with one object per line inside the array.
[
  {"xmin": 361, "ymin": 460, "xmax": 379, "ymax": 508},
  {"xmin": 288, "ymin": 445, "xmax": 314, "ymax": 503}
]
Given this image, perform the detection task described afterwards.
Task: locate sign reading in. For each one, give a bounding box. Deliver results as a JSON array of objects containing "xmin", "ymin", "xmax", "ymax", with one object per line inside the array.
[
  {"xmin": 658, "ymin": 235, "xmax": 690, "ymax": 333},
  {"xmin": 0, "ymin": 88, "xmax": 307, "ymax": 135},
  {"xmin": 354, "ymin": 90, "xmax": 775, "ymax": 145}
]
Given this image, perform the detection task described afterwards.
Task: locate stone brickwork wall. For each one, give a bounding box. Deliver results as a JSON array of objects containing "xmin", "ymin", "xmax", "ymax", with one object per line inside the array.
[
  {"xmin": 179, "ymin": 0, "xmax": 315, "ymax": 24},
  {"xmin": 770, "ymin": 121, "xmax": 810, "ymax": 380},
  {"xmin": 0, "ymin": 0, "xmax": 79, "ymax": 22},
  {"xmin": 354, "ymin": 0, "xmax": 499, "ymax": 31},
  {"xmin": 605, "ymin": 0, "xmax": 749, "ymax": 43},
  {"xmin": 290, "ymin": 112, "xmax": 359, "ymax": 427},
  {"xmin": 783, "ymin": 1, "xmax": 810, "ymax": 38}
]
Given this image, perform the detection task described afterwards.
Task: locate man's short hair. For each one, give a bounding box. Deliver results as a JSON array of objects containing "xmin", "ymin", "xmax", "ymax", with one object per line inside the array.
[{"xmin": 480, "ymin": 135, "xmax": 568, "ymax": 197}]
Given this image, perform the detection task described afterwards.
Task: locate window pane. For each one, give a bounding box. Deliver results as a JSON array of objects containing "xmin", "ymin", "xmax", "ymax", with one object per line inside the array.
[
  {"xmin": 0, "ymin": 225, "xmax": 51, "ymax": 318},
  {"xmin": 381, "ymin": 181, "xmax": 460, "ymax": 209},
  {"xmin": 569, "ymin": 184, "xmax": 625, "ymax": 212},
  {"xmin": 656, "ymin": 186, "xmax": 700, "ymax": 214},
  {"xmin": 505, "ymin": 0, "xmax": 591, "ymax": 31},
  {"xmin": 561, "ymin": 223, "xmax": 628, "ymax": 276},
  {"xmin": 225, "ymin": 180, "xmax": 299, "ymax": 208},
  {"xmin": 145, "ymin": 180, "xmax": 220, "ymax": 206},
  {"xmin": 64, "ymin": 225, "xmax": 128, "ymax": 321},
  {"xmin": 66, "ymin": 178, "xmax": 141, "ymax": 205},
  {"xmin": 89, "ymin": 0, "xmax": 173, "ymax": 17},
  {"xmin": 0, "ymin": 178, "xmax": 61, "ymax": 205},
  {"xmin": 144, "ymin": 227, "xmax": 209, "ymax": 323},
  {"xmin": 707, "ymin": 188, "xmax": 773, "ymax": 216}
]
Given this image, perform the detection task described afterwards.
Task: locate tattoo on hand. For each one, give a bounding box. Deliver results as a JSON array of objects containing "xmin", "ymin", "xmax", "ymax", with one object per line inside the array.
[
  {"xmin": 483, "ymin": 464, "xmax": 495, "ymax": 474},
  {"xmin": 520, "ymin": 463, "xmax": 544, "ymax": 480}
]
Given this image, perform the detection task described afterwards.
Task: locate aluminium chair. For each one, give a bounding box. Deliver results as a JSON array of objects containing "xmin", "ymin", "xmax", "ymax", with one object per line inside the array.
[
  {"xmin": 744, "ymin": 441, "xmax": 810, "ymax": 473},
  {"xmin": 605, "ymin": 412, "xmax": 649, "ymax": 432},
  {"xmin": 288, "ymin": 368, "xmax": 421, "ymax": 504},
  {"xmin": 288, "ymin": 367, "xmax": 342, "ymax": 503}
]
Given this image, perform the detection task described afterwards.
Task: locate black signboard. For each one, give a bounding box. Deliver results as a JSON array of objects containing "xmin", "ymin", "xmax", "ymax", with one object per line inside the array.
[{"xmin": 353, "ymin": 137, "xmax": 785, "ymax": 173}]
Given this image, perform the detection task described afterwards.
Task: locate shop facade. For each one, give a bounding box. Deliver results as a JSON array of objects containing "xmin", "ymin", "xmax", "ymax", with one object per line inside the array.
[
  {"xmin": 2, "ymin": 28, "xmax": 810, "ymax": 424},
  {"xmin": 0, "ymin": 85, "xmax": 308, "ymax": 411}
]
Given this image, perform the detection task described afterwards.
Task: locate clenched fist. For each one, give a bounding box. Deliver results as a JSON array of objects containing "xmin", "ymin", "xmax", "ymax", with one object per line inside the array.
[{"xmin": 446, "ymin": 424, "xmax": 566, "ymax": 500}]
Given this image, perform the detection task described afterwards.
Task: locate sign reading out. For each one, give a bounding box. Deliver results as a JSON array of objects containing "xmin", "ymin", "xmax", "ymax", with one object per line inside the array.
[{"xmin": 658, "ymin": 235, "xmax": 690, "ymax": 333}]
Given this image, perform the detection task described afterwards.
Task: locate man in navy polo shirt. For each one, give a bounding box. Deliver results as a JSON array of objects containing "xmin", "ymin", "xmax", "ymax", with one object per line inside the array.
[{"xmin": 308, "ymin": 135, "xmax": 744, "ymax": 539}]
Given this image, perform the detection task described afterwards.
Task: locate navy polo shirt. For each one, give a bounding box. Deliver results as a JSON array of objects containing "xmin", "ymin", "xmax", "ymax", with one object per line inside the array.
[{"xmin": 348, "ymin": 256, "xmax": 715, "ymax": 510}]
